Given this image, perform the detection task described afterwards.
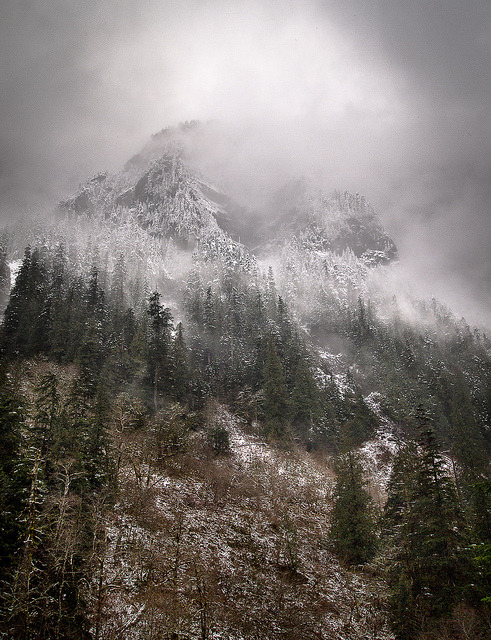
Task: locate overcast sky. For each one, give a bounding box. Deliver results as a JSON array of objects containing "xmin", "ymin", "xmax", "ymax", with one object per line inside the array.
[{"xmin": 1, "ymin": 0, "xmax": 490, "ymax": 325}]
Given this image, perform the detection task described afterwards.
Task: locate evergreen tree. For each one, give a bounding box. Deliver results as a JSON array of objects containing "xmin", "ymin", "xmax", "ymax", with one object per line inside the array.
[
  {"xmin": 83, "ymin": 385, "xmax": 114, "ymax": 493},
  {"xmin": 342, "ymin": 390, "xmax": 378, "ymax": 446},
  {"xmin": 49, "ymin": 244, "xmax": 71, "ymax": 362},
  {"xmin": 262, "ymin": 337, "xmax": 289, "ymax": 438},
  {"xmin": 290, "ymin": 355, "xmax": 319, "ymax": 431},
  {"xmin": 86, "ymin": 265, "xmax": 106, "ymax": 323},
  {"xmin": 77, "ymin": 321, "xmax": 106, "ymax": 396},
  {"xmin": 0, "ymin": 365, "xmax": 29, "ymax": 628},
  {"xmin": 1, "ymin": 247, "xmax": 49, "ymax": 357},
  {"xmin": 110, "ymin": 252, "xmax": 127, "ymax": 314},
  {"xmin": 208, "ymin": 424, "xmax": 230, "ymax": 456},
  {"xmin": 147, "ymin": 291, "xmax": 173, "ymax": 411},
  {"xmin": 32, "ymin": 372, "xmax": 61, "ymax": 482},
  {"xmin": 171, "ymin": 322, "xmax": 189, "ymax": 401},
  {"xmin": 265, "ymin": 266, "xmax": 277, "ymax": 317},
  {"xmin": 386, "ymin": 406, "xmax": 471, "ymax": 639},
  {"xmin": 183, "ymin": 266, "xmax": 203, "ymax": 325},
  {"xmin": 384, "ymin": 441, "xmax": 419, "ymax": 532},
  {"xmin": 203, "ymin": 285, "xmax": 217, "ymax": 332},
  {"xmin": 447, "ymin": 371, "xmax": 490, "ymax": 542},
  {"xmin": 329, "ymin": 450, "xmax": 377, "ymax": 565}
]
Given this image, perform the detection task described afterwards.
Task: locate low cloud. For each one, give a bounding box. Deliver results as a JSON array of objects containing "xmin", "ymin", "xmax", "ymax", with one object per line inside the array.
[{"xmin": 0, "ymin": 0, "xmax": 489, "ymax": 325}]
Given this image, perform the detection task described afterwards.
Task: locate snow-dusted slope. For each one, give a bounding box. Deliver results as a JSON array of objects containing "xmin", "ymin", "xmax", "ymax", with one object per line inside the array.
[
  {"xmin": 58, "ymin": 130, "xmax": 255, "ymax": 271},
  {"xmin": 58, "ymin": 123, "xmax": 397, "ymax": 277},
  {"xmin": 98, "ymin": 406, "xmax": 393, "ymax": 640},
  {"xmin": 263, "ymin": 178, "xmax": 397, "ymax": 266}
]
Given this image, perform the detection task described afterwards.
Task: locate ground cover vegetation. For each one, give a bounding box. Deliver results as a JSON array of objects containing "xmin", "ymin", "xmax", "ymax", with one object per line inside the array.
[{"xmin": 0, "ymin": 239, "xmax": 489, "ymax": 639}]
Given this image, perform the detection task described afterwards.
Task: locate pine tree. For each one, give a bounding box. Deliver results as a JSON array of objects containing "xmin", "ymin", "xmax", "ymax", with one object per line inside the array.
[
  {"xmin": 329, "ymin": 450, "xmax": 377, "ymax": 565},
  {"xmin": 147, "ymin": 291, "xmax": 173, "ymax": 411},
  {"xmin": 32, "ymin": 372, "xmax": 61, "ymax": 483},
  {"xmin": 262, "ymin": 337, "xmax": 289, "ymax": 438},
  {"xmin": 183, "ymin": 266, "xmax": 203, "ymax": 325},
  {"xmin": 86, "ymin": 265, "xmax": 106, "ymax": 323},
  {"xmin": 83, "ymin": 385, "xmax": 114, "ymax": 493},
  {"xmin": 49, "ymin": 244, "xmax": 71, "ymax": 362},
  {"xmin": 171, "ymin": 322, "xmax": 189, "ymax": 401},
  {"xmin": 110, "ymin": 252, "xmax": 127, "ymax": 314},
  {"xmin": 386, "ymin": 406, "xmax": 471, "ymax": 639},
  {"xmin": 0, "ymin": 365, "xmax": 29, "ymax": 629},
  {"xmin": 1, "ymin": 247, "xmax": 49, "ymax": 357},
  {"xmin": 203, "ymin": 285, "xmax": 217, "ymax": 332},
  {"xmin": 290, "ymin": 355, "xmax": 319, "ymax": 431},
  {"xmin": 448, "ymin": 371, "xmax": 490, "ymax": 542},
  {"xmin": 265, "ymin": 266, "xmax": 277, "ymax": 317},
  {"xmin": 342, "ymin": 390, "xmax": 378, "ymax": 446}
]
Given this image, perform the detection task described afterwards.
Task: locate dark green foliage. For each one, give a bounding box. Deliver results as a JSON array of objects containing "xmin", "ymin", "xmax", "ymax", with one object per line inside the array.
[
  {"xmin": 33, "ymin": 372, "xmax": 59, "ymax": 455},
  {"xmin": 208, "ymin": 424, "xmax": 230, "ymax": 455},
  {"xmin": 0, "ymin": 236, "xmax": 489, "ymax": 638},
  {"xmin": 341, "ymin": 390, "xmax": 378, "ymax": 447},
  {"xmin": 1, "ymin": 247, "xmax": 50, "ymax": 357},
  {"xmin": 385, "ymin": 408, "xmax": 473, "ymax": 639},
  {"xmin": 262, "ymin": 337, "xmax": 290, "ymax": 438},
  {"xmin": 171, "ymin": 322, "xmax": 189, "ymax": 401},
  {"xmin": 329, "ymin": 450, "xmax": 378, "ymax": 565},
  {"xmin": 147, "ymin": 291, "xmax": 173, "ymax": 410},
  {"xmin": 290, "ymin": 354, "xmax": 319, "ymax": 431},
  {"xmin": 82, "ymin": 385, "xmax": 115, "ymax": 493},
  {"xmin": 0, "ymin": 366, "xmax": 29, "ymax": 617}
]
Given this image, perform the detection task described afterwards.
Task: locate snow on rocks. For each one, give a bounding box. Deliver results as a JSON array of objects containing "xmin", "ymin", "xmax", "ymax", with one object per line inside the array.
[{"xmin": 358, "ymin": 393, "xmax": 400, "ymax": 500}]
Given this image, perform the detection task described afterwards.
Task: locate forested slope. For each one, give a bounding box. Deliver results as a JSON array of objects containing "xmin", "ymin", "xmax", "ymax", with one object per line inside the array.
[{"xmin": 0, "ymin": 123, "xmax": 489, "ymax": 639}]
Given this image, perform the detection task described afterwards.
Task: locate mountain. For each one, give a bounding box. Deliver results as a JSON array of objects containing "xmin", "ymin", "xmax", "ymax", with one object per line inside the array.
[
  {"xmin": 59, "ymin": 126, "xmax": 255, "ymax": 270},
  {"xmin": 0, "ymin": 122, "xmax": 489, "ymax": 640},
  {"xmin": 58, "ymin": 122, "xmax": 397, "ymax": 269},
  {"xmin": 261, "ymin": 177, "xmax": 397, "ymax": 266}
]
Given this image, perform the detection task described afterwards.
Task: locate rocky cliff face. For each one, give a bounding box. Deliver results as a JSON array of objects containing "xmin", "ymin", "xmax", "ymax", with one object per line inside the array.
[
  {"xmin": 262, "ymin": 177, "xmax": 397, "ymax": 265},
  {"xmin": 59, "ymin": 128, "xmax": 255, "ymax": 270},
  {"xmin": 59, "ymin": 123, "xmax": 397, "ymax": 274}
]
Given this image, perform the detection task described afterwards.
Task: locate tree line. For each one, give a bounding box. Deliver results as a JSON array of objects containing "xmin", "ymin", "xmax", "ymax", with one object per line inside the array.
[{"xmin": 0, "ymin": 239, "xmax": 489, "ymax": 638}]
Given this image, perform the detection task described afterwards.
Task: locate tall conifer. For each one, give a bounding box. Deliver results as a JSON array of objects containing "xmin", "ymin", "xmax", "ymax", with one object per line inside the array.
[{"xmin": 263, "ymin": 337, "xmax": 289, "ymax": 438}]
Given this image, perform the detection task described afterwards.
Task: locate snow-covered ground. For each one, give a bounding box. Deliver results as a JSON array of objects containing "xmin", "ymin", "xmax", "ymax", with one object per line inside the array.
[
  {"xmin": 359, "ymin": 392, "xmax": 400, "ymax": 501},
  {"xmin": 94, "ymin": 407, "xmax": 394, "ymax": 640}
]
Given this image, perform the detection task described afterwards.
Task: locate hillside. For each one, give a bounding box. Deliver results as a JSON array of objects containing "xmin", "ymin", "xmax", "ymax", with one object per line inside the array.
[{"xmin": 0, "ymin": 122, "xmax": 489, "ymax": 640}]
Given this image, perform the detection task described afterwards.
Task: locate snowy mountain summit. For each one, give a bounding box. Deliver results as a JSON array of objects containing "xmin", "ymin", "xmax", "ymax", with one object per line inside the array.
[{"xmin": 59, "ymin": 122, "xmax": 397, "ymax": 271}]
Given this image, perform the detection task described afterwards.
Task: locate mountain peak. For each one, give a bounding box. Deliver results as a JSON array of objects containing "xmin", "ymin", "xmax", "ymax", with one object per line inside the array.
[{"xmin": 58, "ymin": 124, "xmax": 397, "ymax": 269}]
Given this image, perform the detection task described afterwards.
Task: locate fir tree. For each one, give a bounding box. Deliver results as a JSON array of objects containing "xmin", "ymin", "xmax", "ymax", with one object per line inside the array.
[
  {"xmin": 386, "ymin": 406, "xmax": 471, "ymax": 639},
  {"xmin": 83, "ymin": 385, "xmax": 114, "ymax": 493},
  {"xmin": 1, "ymin": 247, "xmax": 49, "ymax": 357},
  {"xmin": 147, "ymin": 291, "xmax": 173, "ymax": 411},
  {"xmin": 262, "ymin": 337, "xmax": 289, "ymax": 438},
  {"xmin": 110, "ymin": 252, "xmax": 127, "ymax": 314},
  {"xmin": 329, "ymin": 450, "xmax": 377, "ymax": 565},
  {"xmin": 203, "ymin": 285, "xmax": 217, "ymax": 332},
  {"xmin": 32, "ymin": 372, "xmax": 61, "ymax": 483},
  {"xmin": 290, "ymin": 355, "xmax": 319, "ymax": 431},
  {"xmin": 171, "ymin": 322, "xmax": 188, "ymax": 401},
  {"xmin": 0, "ymin": 365, "xmax": 29, "ymax": 628}
]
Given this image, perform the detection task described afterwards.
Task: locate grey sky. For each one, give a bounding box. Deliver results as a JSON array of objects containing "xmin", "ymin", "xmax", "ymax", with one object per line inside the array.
[{"xmin": 0, "ymin": 0, "xmax": 490, "ymax": 325}]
